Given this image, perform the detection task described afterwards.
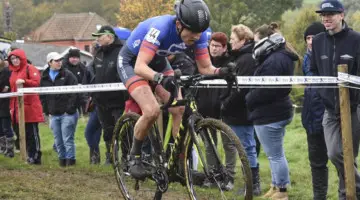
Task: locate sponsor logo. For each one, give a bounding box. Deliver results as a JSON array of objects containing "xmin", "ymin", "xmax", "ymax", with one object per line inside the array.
[
  {"xmin": 322, "ymin": 2, "xmax": 334, "ymax": 9},
  {"xmin": 133, "ymin": 39, "xmax": 141, "ymax": 48}
]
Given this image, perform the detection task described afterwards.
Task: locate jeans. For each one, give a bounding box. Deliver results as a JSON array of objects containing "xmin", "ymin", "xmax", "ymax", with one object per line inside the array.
[
  {"xmin": 85, "ymin": 108, "xmax": 102, "ymax": 153},
  {"xmin": 50, "ymin": 112, "xmax": 78, "ymax": 159},
  {"xmin": 0, "ymin": 117, "xmax": 14, "ymax": 138},
  {"xmin": 230, "ymin": 125, "xmax": 258, "ymax": 168},
  {"xmin": 254, "ymin": 118, "xmax": 292, "ymax": 188}
]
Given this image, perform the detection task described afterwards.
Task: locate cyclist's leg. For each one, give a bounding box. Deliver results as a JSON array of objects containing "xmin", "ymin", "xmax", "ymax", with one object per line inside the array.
[
  {"xmin": 154, "ymin": 59, "xmax": 185, "ymax": 139},
  {"xmin": 117, "ymin": 45, "xmax": 160, "ymax": 179}
]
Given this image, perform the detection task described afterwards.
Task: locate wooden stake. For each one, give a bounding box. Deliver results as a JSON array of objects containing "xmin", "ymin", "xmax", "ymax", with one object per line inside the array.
[
  {"xmin": 16, "ymin": 84, "xmax": 27, "ymax": 161},
  {"xmin": 338, "ymin": 64, "xmax": 356, "ymax": 200}
]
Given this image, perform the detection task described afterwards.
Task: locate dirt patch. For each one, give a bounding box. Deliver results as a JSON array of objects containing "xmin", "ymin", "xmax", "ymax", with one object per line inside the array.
[{"xmin": 0, "ymin": 168, "xmax": 190, "ymax": 200}]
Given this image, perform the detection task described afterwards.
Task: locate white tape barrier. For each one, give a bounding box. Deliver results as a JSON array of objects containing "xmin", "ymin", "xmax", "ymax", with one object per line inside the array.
[
  {"xmin": 0, "ymin": 92, "xmax": 22, "ymax": 98},
  {"xmin": 0, "ymin": 74, "xmax": 353, "ymax": 99},
  {"xmin": 19, "ymin": 83, "xmax": 126, "ymax": 95},
  {"xmin": 338, "ymin": 72, "xmax": 360, "ymax": 85},
  {"xmin": 198, "ymin": 76, "xmax": 340, "ymax": 85}
]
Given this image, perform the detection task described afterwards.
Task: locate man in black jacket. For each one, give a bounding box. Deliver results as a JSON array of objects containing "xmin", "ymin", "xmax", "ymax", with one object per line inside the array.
[
  {"xmin": 41, "ymin": 52, "xmax": 79, "ymax": 167},
  {"xmin": 62, "ymin": 48, "xmax": 93, "ymax": 115},
  {"xmin": 91, "ymin": 25, "xmax": 128, "ymax": 165},
  {"xmin": 0, "ymin": 52, "xmax": 15, "ymax": 158},
  {"xmin": 310, "ymin": 1, "xmax": 360, "ymax": 199}
]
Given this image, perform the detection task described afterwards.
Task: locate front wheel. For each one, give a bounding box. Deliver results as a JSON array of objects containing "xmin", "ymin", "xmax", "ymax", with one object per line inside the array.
[
  {"xmin": 111, "ymin": 112, "xmax": 160, "ymax": 200},
  {"xmin": 184, "ymin": 118, "xmax": 253, "ymax": 200}
]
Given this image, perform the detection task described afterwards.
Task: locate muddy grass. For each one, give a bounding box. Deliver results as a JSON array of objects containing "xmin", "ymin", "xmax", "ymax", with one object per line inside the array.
[{"xmin": 0, "ymin": 167, "xmax": 191, "ymax": 200}]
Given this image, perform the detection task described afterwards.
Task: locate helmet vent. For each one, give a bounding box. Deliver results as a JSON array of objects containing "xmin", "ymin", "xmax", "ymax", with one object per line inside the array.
[{"xmin": 197, "ymin": 10, "xmax": 205, "ymax": 26}]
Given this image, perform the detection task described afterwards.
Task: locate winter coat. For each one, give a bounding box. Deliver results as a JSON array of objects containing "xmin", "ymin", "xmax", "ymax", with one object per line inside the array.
[{"xmin": 8, "ymin": 49, "xmax": 44, "ymax": 123}]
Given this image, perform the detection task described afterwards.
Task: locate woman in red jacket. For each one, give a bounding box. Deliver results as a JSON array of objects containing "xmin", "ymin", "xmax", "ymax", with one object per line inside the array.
[{"xmin": 8, "ymin": 49, "xmax": 44, "ymax": 164}]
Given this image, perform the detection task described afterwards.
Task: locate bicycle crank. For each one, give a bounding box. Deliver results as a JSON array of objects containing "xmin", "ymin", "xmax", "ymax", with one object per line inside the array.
[{"xmin": 152, "ymin": 169, "xmax": 169, "ymax": 193}]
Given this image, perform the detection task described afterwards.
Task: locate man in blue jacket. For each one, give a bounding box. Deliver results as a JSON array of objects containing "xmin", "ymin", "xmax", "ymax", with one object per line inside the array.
[
  {"xmin": 310, "ymin": 1, "xmax": 360, "ymax": 199},
  {"xmin": 302, "ymin": 21, "xmax": 327, "ymax": 200}
]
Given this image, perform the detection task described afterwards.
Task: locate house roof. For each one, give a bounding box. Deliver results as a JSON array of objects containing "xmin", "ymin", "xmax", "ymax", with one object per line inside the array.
[
  {"xmin": 10, "ymin": 42, "xmax": 93, "ymax": 70},
  {"xmin": 27, "ymin": 12, "xmax": 110, "ymax": 42}
]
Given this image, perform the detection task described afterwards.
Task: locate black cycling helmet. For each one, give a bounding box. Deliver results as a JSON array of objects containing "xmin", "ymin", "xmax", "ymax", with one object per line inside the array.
[{"xmin": 175, "ymin": 0, "xmax": 211, "ymax": 33}]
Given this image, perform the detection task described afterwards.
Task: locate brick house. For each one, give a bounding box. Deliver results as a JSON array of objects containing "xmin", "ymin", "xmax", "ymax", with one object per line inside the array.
[{"xmin": 25, "ymin": 12, "xmax": 110, "ymax": 51}]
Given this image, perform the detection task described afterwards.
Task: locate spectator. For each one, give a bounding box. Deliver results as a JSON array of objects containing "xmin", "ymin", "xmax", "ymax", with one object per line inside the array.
[
  {"xmin": 221, "ymin": 24, "xmax": 260, "ymax": 195},
  {"xmin": 40, "ymin": 52, "xmax": 79, "ymax": 167},
  {"xmin": 302, "ymin": 21, "xmax": 328, "ymax": 200},
  {"xmin": 0, "ymin": 51, "xmax": 14, "ymax": 157},
  {"xmin": 246, "ymin": 25, "xmax": 298, "ymax": 199},
  {"xmin": 62, "ymin": 48, "xmax": 93, "ymax": 115},
  {"xmin": 90, "ymin": 25, "xmax": 128, "ymax": 165},
  {"xmin": 310, "ymin": 1, "xmax": 360, "ymax": 199},
  {"xmin": 197, "ymin": 32, "xmax": 230, "ymax": 120},
  {"xmin": 8, "ymin": 49, "xmax": 44, "ymax": 165},
  {"xmin": 84, "ymin": 42, "xmax": 102, "ymax": 165}
]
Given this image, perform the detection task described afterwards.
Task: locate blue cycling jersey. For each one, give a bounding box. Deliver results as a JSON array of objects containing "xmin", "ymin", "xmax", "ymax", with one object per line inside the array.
[{"xmin": 126, "ymin": 15, "xmax": 209, "ymax": 59}]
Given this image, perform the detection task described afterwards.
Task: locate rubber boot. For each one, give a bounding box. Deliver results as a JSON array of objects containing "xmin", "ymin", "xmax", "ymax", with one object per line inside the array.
[
  {"xmin": 104, "ymin": 141, "xmax": 112, "ymax": 165},
  {"xmin": 252, "ymin": 166, "xmax": 261, "ymax": 196},
  {"xmin": 4, "ymin": 137, "xmax": 14, "ymax": 158},
  {"xmin": 59, "ymin": 159, "xmax": 66, "ymax": 167},
  {"xmin": 0, "ymin": 136, "xmax": 6, "ymax": 154}
]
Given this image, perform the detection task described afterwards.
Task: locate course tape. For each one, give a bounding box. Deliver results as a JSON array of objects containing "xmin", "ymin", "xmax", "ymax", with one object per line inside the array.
[{"xmin": 0, "ymin": 74, "xmax": 354, "ymax": 99}]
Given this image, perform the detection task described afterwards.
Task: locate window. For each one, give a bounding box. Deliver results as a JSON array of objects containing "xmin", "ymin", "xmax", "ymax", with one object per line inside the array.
[{"xmin": 84, "ymin": 45, "xmax": 90, "ymax": 52}]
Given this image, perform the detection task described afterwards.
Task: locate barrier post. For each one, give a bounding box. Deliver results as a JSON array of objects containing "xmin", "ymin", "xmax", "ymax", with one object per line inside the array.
[
  {"xmin": 338, "ymin": 64, "xmax": 356, "ymax": 200},
  {"xmin": 17, "ymin": 84, "xmax": 27, "ymax": 161}
]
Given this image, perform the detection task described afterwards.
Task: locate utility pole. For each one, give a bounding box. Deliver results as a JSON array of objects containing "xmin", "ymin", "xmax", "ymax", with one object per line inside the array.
[{"xmin": 3, "ymin": 1, "xmax": 13, "ymax": 33}]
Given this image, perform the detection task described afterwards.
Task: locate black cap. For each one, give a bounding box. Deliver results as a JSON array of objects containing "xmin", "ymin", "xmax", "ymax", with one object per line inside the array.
[
  {"xmin": 316, "ymin": 0, "xmax": 344, "ymax": 13},
  {"xmin": 92, "ymin": 25, "xmax": 116, "ymax": 37},
  {"xmin": 68, "ymin": 48, "xmax": 81, "ymax": 58},
  {"xmin": 304, "ymin": 22, "xmax": 325, "ymax": 41}
]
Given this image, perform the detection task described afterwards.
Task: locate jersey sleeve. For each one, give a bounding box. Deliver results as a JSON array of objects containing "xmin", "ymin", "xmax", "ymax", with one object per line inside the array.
[
  {"xmin": 194, "ymin": 32, "xmax": 210, "ymax": 60},
  {"xmin": 140, "ymin": 21, "xmax": 169, "ymax": 57}
]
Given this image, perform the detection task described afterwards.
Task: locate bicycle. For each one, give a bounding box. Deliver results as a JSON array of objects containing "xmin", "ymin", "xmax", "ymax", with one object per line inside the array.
[{"xmin": 111, "ymin": 69, "xmax": 253, "ymax": 200}]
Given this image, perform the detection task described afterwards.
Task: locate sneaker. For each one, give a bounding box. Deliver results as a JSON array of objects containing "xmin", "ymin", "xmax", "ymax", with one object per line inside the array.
[
  {"xmin": 128, "ymin": 155, "xmax": 152, "ymax": 180},
  {"xmin": 220, "ymin": 176, "xmax": 234, "ymax": 191},
  {"xmin": 221, "ymin": 179, "xmax": 234, "ymax": 191},
  {"xmin": 271, "ymin": 191, "xmax": 288, "ymax": 200},
  {"xmin": 263, "ymin": 185, "xmax": 278, "ymax": 198},
  {"xmin": 27, "ymin": 157, "xmax": 41, "ymax": 165},
  {"xmin": 203, "ymin": 178, "xmax": 216, "ymax": 188}
]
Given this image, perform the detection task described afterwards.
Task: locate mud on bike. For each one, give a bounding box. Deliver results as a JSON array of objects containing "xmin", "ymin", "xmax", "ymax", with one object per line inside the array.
[{"xmin": 111, "ymin": 68, "xmax": 253, "ymax": 200}]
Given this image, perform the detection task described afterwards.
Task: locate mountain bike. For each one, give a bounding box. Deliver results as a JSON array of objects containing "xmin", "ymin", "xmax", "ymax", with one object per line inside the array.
[{"xmin": 111, "ymin": 69, "xmax": 253, "ymax": 200}]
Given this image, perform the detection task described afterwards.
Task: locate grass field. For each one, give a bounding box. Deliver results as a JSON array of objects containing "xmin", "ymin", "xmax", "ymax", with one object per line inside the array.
[{"xmin": 0, "ymin": 114, "xmax": 356, "ymax": 199}]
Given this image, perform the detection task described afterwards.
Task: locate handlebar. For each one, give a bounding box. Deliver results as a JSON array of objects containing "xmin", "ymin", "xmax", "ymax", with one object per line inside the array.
[{"xmin": 161, "ymin": 62, "xmax": 238, "ymax": 110}]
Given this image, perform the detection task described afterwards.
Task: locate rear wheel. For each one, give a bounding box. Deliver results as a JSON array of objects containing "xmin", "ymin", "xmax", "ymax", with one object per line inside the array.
[{"xmin": 184, "ymin": 118, "xmax": 253, "ymax": 200}]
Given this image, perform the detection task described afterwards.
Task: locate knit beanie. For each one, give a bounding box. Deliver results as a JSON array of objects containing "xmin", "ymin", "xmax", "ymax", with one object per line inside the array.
[
  {"xmin": 304, "ymin": 22, "xmax": 325, "ymax": 41},
  {"xmin": 68, "ymin": 48, "xmax": 81, "ymax": 58}
]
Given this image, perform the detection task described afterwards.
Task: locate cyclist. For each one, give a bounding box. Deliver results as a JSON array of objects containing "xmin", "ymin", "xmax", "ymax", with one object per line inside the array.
[{"xmin": 117, "ymin": 0, "xmax": 232, "ymax": 180}]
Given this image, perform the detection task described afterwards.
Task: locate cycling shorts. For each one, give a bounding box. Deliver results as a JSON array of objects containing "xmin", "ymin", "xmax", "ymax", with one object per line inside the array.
[{"xmin": 117, "ymin": 45, "xmax": 174, "ymax": 94}]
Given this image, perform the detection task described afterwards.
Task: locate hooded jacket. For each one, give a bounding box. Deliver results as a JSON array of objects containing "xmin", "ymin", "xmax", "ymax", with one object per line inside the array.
[
  {"xmin": 8, "ymin": 49, "xmax": 44, "ymax": 123},
  {"xmin": 246, "ymin": 46, "xmax": 298, "ymax": 125}
]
